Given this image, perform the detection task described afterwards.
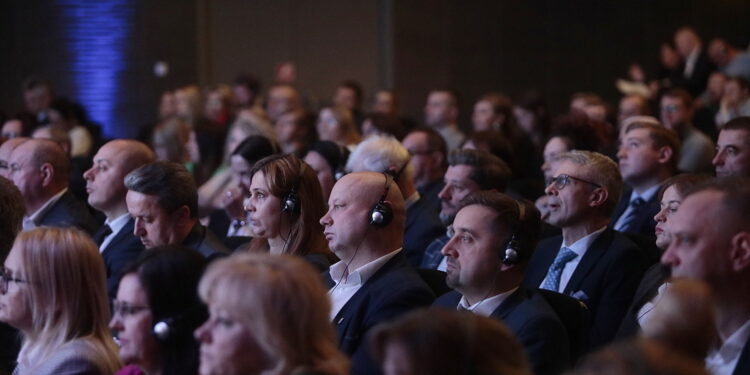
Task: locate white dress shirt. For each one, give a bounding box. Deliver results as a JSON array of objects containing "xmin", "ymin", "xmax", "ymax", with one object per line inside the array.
[
  {"xmin": 541, "ymin": 226, "xmax": 607, "ymax": 293},
  {"xmin": 457, "ymin": 287, "xmax": 518, "ymax": 317},
  {"xmin": 22, "ymin": 188, "xmax": 68, "ymax": 231},
  {"xmin": 99, "ymin": 213, "xmax": 132, "ymax": 253},
  {"xmin": 328, "ymin": 248, "xmax": 402, "ymax": 321},
  {"xmin": 706, "ymin": 319, "xmax": 750, "ymax": 375}
]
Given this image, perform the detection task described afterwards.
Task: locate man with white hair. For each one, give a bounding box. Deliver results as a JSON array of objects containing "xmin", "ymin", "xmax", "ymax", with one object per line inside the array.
[{"xmin": 347, "ymin": 134, "xmax": 444, "ymax": 266}]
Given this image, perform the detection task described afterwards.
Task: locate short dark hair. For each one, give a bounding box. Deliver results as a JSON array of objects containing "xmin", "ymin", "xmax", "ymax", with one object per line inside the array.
[
  {"xmin": 460, "ymin": 191, "xmax": 541, "ymax": 264},
  {"xmin": 448, "ymin": 149, "xmax": 511, "ymax": 192},
  {"xmin": 231, "ymin": 135, "xmax": 278, "ymax": 164},
  {"xmin": 723, "ymin": 116, "xmax": 750, "ymax": 136},
  {"xmin": 624, "ymin": 121, "xmax": 682, "ymax": 172},
  {"xmin": 407, "ymin": 126, "xmax": 448, "ymax": 167},
  {"xmin": 124, "ymin": 161, "xmax": 198, "ymax": 217},
  {"xmin": 338, "ymin": 80, "xmax": 364, "ymax": 107},
  {"xmin": 430, "ymin": 88, "xmax": 462, "ymax": 109},
  {"xmin": 662, "ymin": 88, "xmax": 693, "ymax": 108},
  {"xmin": 548, "ymin": 112, "xmax": 603, "ymax": 152},
  {"xmin": 0, "ymin": 176, "xmax": 24, "ymax": 260}
]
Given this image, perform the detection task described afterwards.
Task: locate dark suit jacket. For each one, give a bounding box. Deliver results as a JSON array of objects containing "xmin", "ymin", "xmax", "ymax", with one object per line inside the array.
[
  {"xmin": 610, "ymin": 186, "xmax": 660, "ymax": 240},
  {"xmin": 616, "ymin": 263, "xmax": 670, "ymax": 339},
  {"xmin": 736, "ymin": 337, "xmax": 750, "ymax": 375},
  {"xmin": 404, "ymin": 196, "xmax": 444, "ymax": 267},
  {"xmin": 672, "ymin": 50, "xmax": 716, "ymax": 97},
  {"xmin": 35, "ymin": 190, "xmax": 98, "ymax": 235},
  {"xmin": 523, "ymin": 228, "xmax": 651, "ymax": 350},
  {"xmin": 417, "ymin": 180, "xmax": 443, "ymax": 216},
  {"xmin": 183, "ymin": 224, "xmax": 230, "ymax": 261},
  {"xmin": 434, "ymin": 288, "xmax": 570, "ymax": 375},
  {"xmin": 325, "ymin": 253, "xmax": 435, "ymax": 375},
  {"xmin": 99, "ymin": 218, "xmax": 145, "ymax": 299}
]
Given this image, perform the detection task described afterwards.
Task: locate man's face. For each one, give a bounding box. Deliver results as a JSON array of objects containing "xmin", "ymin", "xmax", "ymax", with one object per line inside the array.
[
  {"xmin": 274, "ymin": 112, "xmax": 304, "ymax": 144},
  {"xmin": 402, "ymin": 131, "xmax": 437, "ymax": 188},
  {"xmin": 544, "ymin": 160, "xmax": 598, "ymax": 228},
  {"xmin": 83, "ymin": 143, "xmax": 130, "ymax": 213},
  {"xmin": 7, "ymin": 142, "xmax": 43, "ymax": 207},
  {"xmin": 126, "ymin": 191, "xmax": 181, "ymax": 248},
  {"xmin": 618, "ymin": 96, "xmax": 643, "ymax": 124},
  {"xmin": 441, "ymin": 204, "xmax": 506, "ymax": 296},
  {"xmin": 541, "ymin": 136, "xmax": 569, "ymax": 182},
  {"xmin": 437, "ymin": 165, "xmax": 481, "ymax": 225},
  {"xmin": 714, "ymin": 129, "xmax": 750, "ymax": 178},
  {"xmin": 267, "ymin": 87, "xmax": 297, "ymax": 122},
  {"xmin": 617, "ymin": 128, "xmax": 665, "ymax": 184},
  {"xmin": 333, "ymin": 87, "xmax": 357, "ymax": 111},
  {"xmin": 472, "ymin": 100, "xmax": 496, "ymax": 132},
  {"xmin": 660, "ymin": 96, "xmax": 689, "ymax": 131},
  {"xmin": 661, "ymin": 190, "xmax": 734, "ymax": 283},
  {"xmin": 424, "ymin": 92, "xmax": 455, "ymax": 127},
  {"xmin": 373, "ymin": 91, "xmax": 395, "ymax": 115},
  {"xmin": 320, "ymin": 176, "xmax": 372, "ymax": 257}
]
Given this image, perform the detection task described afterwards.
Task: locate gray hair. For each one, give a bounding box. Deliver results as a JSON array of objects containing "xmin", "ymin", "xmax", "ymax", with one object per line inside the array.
[
  {"xmin": 557, "ymin": 150, "xmax": 622, "ymax": 215},
  {"xmin": 346, "ymin": 134, "xmax": 413, "ymax": 178},
  {"xmin": 124, "ymin": 161, "xmax": 198, "ymax": 217}
]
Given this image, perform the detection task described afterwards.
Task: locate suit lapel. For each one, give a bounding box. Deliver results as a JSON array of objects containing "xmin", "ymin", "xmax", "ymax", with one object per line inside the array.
[
  {"xmin": 734, "ymin": 335, "xmax": 750, "ymax": 375},
  {"xmin": 101, "ymin": 218, "xmax": 135, "ymax": 257},
  {"xmin": 527, "ymin": 236, "xmax": 563, "ymax": 286},
  {"xmin": 491, "ymin": 287, "xmax": 526, "ymax": 320},
  {"xmin": 610, "ymin": 187, "xmax": 632, "ymax": 226},
  {"xmin": 563, "ymin": 229, "xmax": 614, "ymax": 295}
]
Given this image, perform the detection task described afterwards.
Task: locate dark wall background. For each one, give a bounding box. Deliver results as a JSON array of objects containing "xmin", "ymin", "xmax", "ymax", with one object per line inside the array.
[{"xmin": 1, "ymin": 1, "xmax": 748, "ymax": 138}]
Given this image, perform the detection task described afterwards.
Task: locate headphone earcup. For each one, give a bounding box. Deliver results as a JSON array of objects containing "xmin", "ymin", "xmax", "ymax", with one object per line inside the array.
[
  {"xmin": 369, "ymin": 201, "xmax": 393, "ymax": 227},
  {"xmin": 153, "ymin": 319, "xmax": 173, "ymax": 341},
  {"xmin": 281, "ymin": 191, "xmax": 300, "ymax": 214},
  {"xmin": 501, "ymin": 235, "xmax": 520, "ymax": 265}
]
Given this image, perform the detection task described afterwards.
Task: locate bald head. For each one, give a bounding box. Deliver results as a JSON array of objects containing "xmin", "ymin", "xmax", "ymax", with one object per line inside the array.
[
  {"xmin": 8, "ymin": 139, "xmax": 70, "ymax": 213},
  {"xmin": 0, "ymin": 137, "xmax": 29, "ymax": 178}
]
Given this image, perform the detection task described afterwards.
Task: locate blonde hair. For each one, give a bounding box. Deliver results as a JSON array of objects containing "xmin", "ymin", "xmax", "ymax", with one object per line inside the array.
[
  {"xmin": 14, "ymin": 227, "xmax": 118, "ymax": 368},
  {"xmin": 199, "ymin": 253, "xmax": 348, "ymax": 375}
]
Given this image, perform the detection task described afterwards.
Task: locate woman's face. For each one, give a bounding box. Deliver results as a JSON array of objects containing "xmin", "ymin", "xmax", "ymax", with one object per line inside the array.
[
  {"xmin": 654, "ymin": 185, "xmax": 681, "ymax": 250},
  {"xmin": 230, "ymin": 155, "xmax": 253, "ymax": 193},
  {"xmin": 0, "ymin": 244, "xmax": 32, "ymax": 332},
  {"xmin": 244, "ymin": 172, "xmax": 283, "ymax": 239},
  {"xmin": 304, "ymin": 151, "xmax": 335, "ymax": 201},
  {"xmin": 317, "ymin": 108, "xmax": 341, "ymax": 142},
  {"xmin": 109, "ymin": 273, "xmax": 160, "ymax": 369},
  {"xmin": 195, "ymin": 301, "xmax": 270, "ymax": 375},
  {"xmin": 541, "ymin": 136, "xmax": 569, "ymax": 181}
]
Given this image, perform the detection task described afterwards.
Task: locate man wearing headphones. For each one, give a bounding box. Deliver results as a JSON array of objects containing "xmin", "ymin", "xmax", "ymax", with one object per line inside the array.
[
  {"xmin": 321, "ymin": 171, "xmax": 435, "ymax": 375},
  {"xmin": 434, "ymin": 190, "xmax": 569, "ymax": 375}
]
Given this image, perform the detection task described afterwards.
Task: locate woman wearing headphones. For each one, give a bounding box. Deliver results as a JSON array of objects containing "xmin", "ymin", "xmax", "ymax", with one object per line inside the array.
[
  {"xmin": 243, "ymin": 154, "xmax": 336, "ymax": 271},
  {"xmin": 109, "ymin": 246, "xmax": 208, "ymax": 375}
]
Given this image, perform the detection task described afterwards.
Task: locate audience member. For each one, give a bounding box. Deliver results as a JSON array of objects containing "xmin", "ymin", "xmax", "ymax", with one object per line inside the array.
[
  {"xmin": 0, "ymin": 228, "xmax": 121, "ymax": 374},
  {"xmin": 243, "ymin": 154, "xmax": 334, "ymax": 270},
  {"xmin": 514, "ymin": 89, "xmax": 550, "ymax": 150},
  {"xmin": 715, "ymin": 77, "xmax": 750, "ymax": 127},
  {"xmin": 304, "ymin": 140, "xmax": 350, "ymax": 201},
  {"xmin": 333, "ymin": 80, "xmax": 365, "ymax": 127},
  {"xmin": 612, "ymin": 121, "xmax": 679, "ymax": 237},
  {"xmin": 83, "ymin": 140, "xmax": 155, "ymax": 298},
  {"xmin": 21, "ymin": 76, "xmax": 53, "ymax": 126},
  {"xmin": 361, "ymin": 113, "xmax": 405, "ymax": 140},
  {"xmin": 321, "ymin": 172, "xmax": 435, "ymax": 375},
  {"xmin": 275, "ymin": 108, "xmax": 314, "ymax": 155},
  {"xmin": 571, "ymin": 338, "xmax": 709, "ymax": 375},
  {"xmin": 346, "ymin": 135, "xmax": 444, "ymax": 267},
  {"xmin": 672, "ymin": 27, "xmax": 716, "ymax": 97},
  {"xmin": 421, "ymin": 149, "xmax": 511, "ymax": 270},
  {"xmin": 110, "ymin": 246, "xmax": 207, "ymax": 375},
  {"xmin": 371, "ymin": 90, "xmax": 398, "ymax": 117},
  {"xmin": 0, "ymin": 137, "xmax": 28, "ymax": 179},
  {"xmin": 434, "ymin": 191, "xmax": 570, "ymax": 375},
  {"xmin": 424, "ymin": 89, "xmax": 465, "ymax": 151},
  {"xmin": 523, "ymin": 150, "xmax": 650, "ymax": 350},
  {"xmin": 267, "ymin": 84, "xmax": 301, "ymax": 123},
  {"xmin": 708, "ymin": 38, "xmax": 750, "ymax": 82},
  {"xmin": 660, "ymin": 177, "xmax": 750, "ymax": 375},
  {"xmin": 400, "ymin": 127, "xmax": 447, "ymax": 211},
  {"xmin": 317, "ymin": 106, "xmax": 361, "ymax": 150},
  {"xmin": 617, "ymin": 94, "xmax": 651, "ymax": 126},
  {"xmin": 713, "ymin": 116, "xmax": 750, "ymax": 177},
  {"xmin": 231, "ymin": 73, "xmax": 262, "ymax": 113},
  {"xmin": 371, "ymin": 309, "xmax": 532, "ymax": 375},
  {"xmin": 8, "ymin": 138, "xmax": 97, "ymax": 234},
  {"xmin": 124, "ymin": 161, "xmax": 228, "ymax": 258},
  {"xmin": 196, "ymin": 253, "xmax": 349, "ymax": 375},
  {"xmin": 660, "ymin": 89, "xmax": 715, "ymax": 173},
  {"xmin": 616, "ymin": 173, "xmax": 710, "ymax": 339}
]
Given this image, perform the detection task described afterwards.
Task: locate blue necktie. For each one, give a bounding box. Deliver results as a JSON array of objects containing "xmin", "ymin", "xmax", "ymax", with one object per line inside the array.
[
  {"xmin": 541, "ymin": 247, "xmax": 578, "ymax": 292},
  {"xmin": 615, "ymin": 197, "xmax": 646, "ymax": 232}
]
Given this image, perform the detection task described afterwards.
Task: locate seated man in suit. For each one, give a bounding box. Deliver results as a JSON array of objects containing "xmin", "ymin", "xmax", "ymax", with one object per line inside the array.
[
  {"xmin": 7, "ymin": 138, "xmax": 97, "ymax": 234},
  {"xmin": 661, "ymin": 177, "xmax": 750, "ymax": 375},
  {"xmin": 83, "ymin": 139, "xmax": 155, "ymax": 298},
  {"xmin": 714, "ymin": 116, "xmax": 750, "ymax": 178},
  {"xmin": 523, "ymin": 150, "xmax": 651, "ymax": 350},
  {"xmin": 401, "ymin": 127, "xmax": 447, "ymax": 211},
  {"xmin": 124, "ymin": 161, "xmax": 228, "ymax": 259},
  {"xmin": 346, "ymin": 134, "xmax": 444, "ymax": 267},
  {"xmin": 613, "ymin": 121, "xmax": 679, "ymax": 238},
  {"xmin": 434, "ymin": 190, "xmax": 570, "ymax": 375},
  {"xmin": 421, "ymin": 149, "xmax": 511, "ymax": 270},
  {"xmin": 322, "ymin": 172, "xmax": 435, "ymax": 375}
]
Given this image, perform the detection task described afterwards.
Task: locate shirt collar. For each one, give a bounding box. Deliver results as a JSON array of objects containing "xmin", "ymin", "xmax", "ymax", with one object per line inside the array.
[
  {"xmin": 631, "ymin": 184, "xmax": 661, "ymax": 202},
  {"xmin": 708, "ymin": 318, "xmax": 750, "ymax": 365},
  {"xmin": 564, "ymin": 226, "xmax": 607, "ymax": 256},
  {"xmin": 25, "ymin": 188, "xmax": 68, "ymax": 226},
  {"xmin": 106, "ymin": 213, "xmax": 132, "ymax": 236},
  {"xmin": 458, "ymin": 287, "xmax": 519, "ymax": 317},
  {"xmin": 329, "ymin": 248, "xmax": 402, "ymax": 287},
  {"xmin": 404, "ymin": 192, "xmax": 420, "ymax": 209}
]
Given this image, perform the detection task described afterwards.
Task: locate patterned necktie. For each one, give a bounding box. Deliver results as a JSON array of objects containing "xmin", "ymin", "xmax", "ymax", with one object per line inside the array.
[
  {"xmin": 93, "ymin": 224, "xmax": 113, "ymax": 246},
  {"xmin": 541, "ymin": 247, "xmax": 578, "ymax": 292},
  {"xmin": 615, "ymin": 197, "xmax": 646, "ymax": 232}
]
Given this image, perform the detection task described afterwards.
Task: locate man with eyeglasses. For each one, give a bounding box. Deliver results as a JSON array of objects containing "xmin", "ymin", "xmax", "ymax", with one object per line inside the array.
[
  {"xmin": 523, "ymin": 150, "xmax": 651, "ymax": 351},
  {"xmin": 0, "ymin": 137, "xmax": 28, "ymax": 179},
  {"xmin": 660, "ymin": 88, "xmax": 715, "ymax": 173},
  {"xmin": 401, "ymin": 127, "xmax": 448, "ymax": 212}
]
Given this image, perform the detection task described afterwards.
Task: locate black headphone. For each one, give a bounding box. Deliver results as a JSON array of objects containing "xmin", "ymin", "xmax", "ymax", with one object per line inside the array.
[
  {"xmin": 152, "ymin": 304, "xmax": 206, "ymax": 342},
  {"xmin": 368, "ymin": 173, "xmax": 394, "ymax": 227},
  {"xmin": 281, "ymin": 162, "xmax": 306, "ymax": 214},
  {"xmin": 500, "ymin": 200, "xmax": 525, "ymax": 265}
]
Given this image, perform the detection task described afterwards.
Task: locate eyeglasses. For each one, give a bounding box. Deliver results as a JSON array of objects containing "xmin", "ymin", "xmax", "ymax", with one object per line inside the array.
[
  {"xmin": 548, "ymin": 174, "xmax": 602, "ymax": 190},
  {"xmin": 0, "ymin": 266, "xmax": 30, "ymax": 294},
  {"xmin": 111, "ymin": 300, "xmax": 150, "ymax": 318},
  {"xmin": 661, "ymin": 104, "xmax": 680, "ymax": 113}
]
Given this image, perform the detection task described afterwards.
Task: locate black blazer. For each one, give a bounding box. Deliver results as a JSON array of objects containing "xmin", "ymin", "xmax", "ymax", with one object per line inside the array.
[
  {"xmin": 672, "ymin": 50, "xmax": 716, "ymax": 97},
  {"xmin": 736, "ymin": 337, "xmax": 750, "ymax": 375},
  {"xmin": 403, "ymin": 196, "xmax": 444, "ymax": 267},
  {"xmin": 183, "ymin": 224, "xmax": 230, "ymax": 261},
  {"xmin": 99, "ymin": 218, "xmax": 145, "ymax": 299},
  {"xmin": 434, "ymin": 288, "xmax": 570, "ymax": 375},
  {"xmin": 610, "ymin": 186, "xmax": 660, "ymax": 240},
  {"xmin": 523, "ymin": 228, "xmax": 651, "ymax": 350},
  {"xmin": 616, "ymin": 263, "xmax": 670, "ymax": 339},
  {"xmin": 325, "ymin": 253, "xmax": 435, "ymax": 375},
  {"xmin": 35, "ymin": 190, "xmax": 98, "ymax": 235}
]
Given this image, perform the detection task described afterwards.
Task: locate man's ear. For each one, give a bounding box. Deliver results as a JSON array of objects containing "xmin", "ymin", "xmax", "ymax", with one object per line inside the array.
[
  {"xmin": 589, "ymin": 187, "xmax": 609, "ymax": 208},
  {"xmin": 173, "ymin": 205, "xmax": 192, "ymax": 227},
  {"xmin": 658, "ymin": 146, "xmax": 674, "ymax": 165},
  {"xmin": 39, "ymin": 163, "xmax": 54, "ymax": 187},
  {"xmin": 730, "ymin": 232, "xmax": 750, "ymax": 272}
]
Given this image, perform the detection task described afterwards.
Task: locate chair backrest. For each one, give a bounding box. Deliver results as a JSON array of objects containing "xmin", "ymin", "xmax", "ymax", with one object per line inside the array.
[
  {"xmin": 416, "ymin": 268, "xmax": 452, "ymax": 297},
  {"xmin": 536, "ymin": 288, "xmax": 592, "ymax": 365}
]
